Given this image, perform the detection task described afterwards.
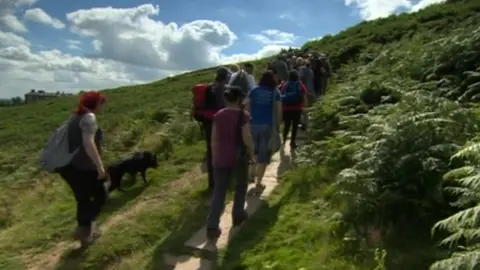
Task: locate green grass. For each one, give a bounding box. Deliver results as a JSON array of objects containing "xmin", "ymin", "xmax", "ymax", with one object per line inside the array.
[
  {"xmin": 0, "ymin": 48, "xmax": 272, "ymax": 269},
  {"xmin": 1, "ymin": 0, "xmax": 480, "ymax": 269},
  {"xmin": 216, "ymin": 167, "xmax": 371, "ymax": 270}
]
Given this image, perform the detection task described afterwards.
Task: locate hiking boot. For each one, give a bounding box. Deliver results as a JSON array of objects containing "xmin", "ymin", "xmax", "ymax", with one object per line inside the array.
[
  {"xmin": 76, "ymin": 224, "xmax": 101, "ymax": 248},
  {"xmin": 233, "ymin": 211, "xmax": 249, "ymax": 227},
  {"xmin": 206, "ymin": 228, "xmax": 221, "ymax": 240},
  {"xmin": 73, "ymin": 226, "xmax": 83, "ymax": 240},
  {"xmin": 91, "ymin": 223, "xmax": 102, "ymax": 238}
]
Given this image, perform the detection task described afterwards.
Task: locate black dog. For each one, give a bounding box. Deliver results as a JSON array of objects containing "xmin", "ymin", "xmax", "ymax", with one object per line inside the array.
[{"xmin": 107, "ymin": 151, "xmax": 158, "ymax": 192}]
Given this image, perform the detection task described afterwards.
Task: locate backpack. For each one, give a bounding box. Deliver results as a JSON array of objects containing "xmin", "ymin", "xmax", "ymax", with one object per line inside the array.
[
  {"xmin": 228, "ymin": 70, "xmax": 251, "ymax": 94},
  {"xmin": 39, "ymin": 116, "xmax": 79, "ymax": 173},
  {"xmin": 192, "ymin": 83, "xmax": 216, "ymax": 122},
  {"xmin": 281, "ymin": 81, "xmax": 302, "ymax": 106}
]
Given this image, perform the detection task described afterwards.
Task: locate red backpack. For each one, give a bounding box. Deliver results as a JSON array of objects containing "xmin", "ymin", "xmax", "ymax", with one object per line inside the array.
[{"xmin": 192, "ymin": 83, "xmax": 216, "ymax": 122}]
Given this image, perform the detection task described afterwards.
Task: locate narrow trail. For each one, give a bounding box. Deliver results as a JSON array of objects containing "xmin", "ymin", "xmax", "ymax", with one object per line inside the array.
[
  {"xmin": 23, "ymin": 167, "xmax": 203, "ymax": 270},
  {"xmin": 163, "ymin": 141, "xmax": 297, "ymax": 270},
  {"xmin": 23, "ymin": 137, "xmax": 299, "ymax": 270}
]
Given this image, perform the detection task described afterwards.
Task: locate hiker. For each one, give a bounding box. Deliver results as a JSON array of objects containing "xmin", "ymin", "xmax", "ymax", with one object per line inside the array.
[
  {"xmin": 294, "ymin": 57, "xmax": 304, "ymax": 71},
  {"xmin": 58, "ymin": 91, "xmax": 108, "ymax": 248},
  {"xmin": 295, "ymin": 58, "xmax": 311, "ymax": 131},
  {"xmin": 267, "ymin": 62, "xmax": 277, "ymax": 75},
  {"xmin": 229, "ymin": 64, "xmax": 240, "ymax": 76},
  {"xmin": 192, "ymin": 67, "xmax": 231, "ymax": 191},
  {"xmin": 280, "ymin": 70, "xmax": 307, "ymax": 148},
  {"xmin": 299, "ymin": 60, "xmax": 315, "ymax": 100},
  {"xmin": 228, "ymin": 69, "xmax": 254, "ymax": 96},
  {"xmin": 243, "ymin": 62, "xmax": 256, "ymax": 90},
  {"xmin": 289, "ymin": 56, "xmax": 297, "ymax": 70},
  {"xmin": 271, "ymin": 54, "xmax": 289, "ymax": 83},
  {"xmin": 206, "ymin": 87, "xmax": 255, "ymax": 239},
  {"xmin": 244, "ymin": 71, "xmax": 282, "ymax": 191},
  {"xmin": 313, "ymin": 53, "xmax": 332, "ymax": 97},
  {"xmin": 320, "ymin": 54, "xmax": 332, "ymax": 94}
]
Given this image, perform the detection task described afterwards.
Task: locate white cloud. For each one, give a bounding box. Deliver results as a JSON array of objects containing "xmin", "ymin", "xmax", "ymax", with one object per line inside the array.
[
  {"xmin": 0, "ymin": 0, "xmax": 38, "ymax": 32},
  {"xmin": 0, "ymin": 4, "xmax": 287, "ymax": 98},
  {"xmin": 220, "ymin": 44, "xmax": 294, "ymax": 64},
  {"xmin": 24, "ymin": 8, "xmax": 65, "ymax": 29},
  {"xmin": 345, "ymin": 0, "xmax": 446, "ymax": 20},
  {"xmin": 345, "ymin": 0, "xmax": 412, "ymax": 20},
  {"xmin": 249, "ymin": 29, "xmax": 298, "ymax": 45},
  {"xmin": 66, "ymin": 39, "xmax": 82, "ymax": 50},
  {"xmin": 66, "ymin": 4, "xmax": 238, "ymax": 70},
  {"xmin": 308, "ymin": 36, "xmax": 323, "ymax": 42},
  {"xmin": 410, "ymin": 0, "xmax": 446, "ymax": 12},
  {"xmin": 0, "ymin": 30, "xmax": 30, "ymax": 47}
]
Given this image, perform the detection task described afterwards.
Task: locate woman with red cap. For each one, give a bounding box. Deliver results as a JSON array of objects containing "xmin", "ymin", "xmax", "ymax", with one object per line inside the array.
[{"xmin": 58, "ymin": 90, "xmax": 108, "ymax": 248}]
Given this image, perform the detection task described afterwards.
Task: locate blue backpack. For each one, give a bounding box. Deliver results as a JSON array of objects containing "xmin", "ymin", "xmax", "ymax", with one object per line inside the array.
[{"xmin": 281, "ymin": 81, "xmax": 302, "ymax": 106}]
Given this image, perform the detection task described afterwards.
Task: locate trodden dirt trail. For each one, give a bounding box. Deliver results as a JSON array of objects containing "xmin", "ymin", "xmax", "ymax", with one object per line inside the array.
[{"xmin": 23, "ymin": 167, "xmax": 203, "ymax": 270}]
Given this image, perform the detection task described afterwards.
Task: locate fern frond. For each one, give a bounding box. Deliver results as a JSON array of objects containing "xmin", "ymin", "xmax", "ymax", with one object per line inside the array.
[
  {"xmin": 443, "ymin": 166, "xmax": 477, "ymax": 180},
  {"xmin": 430, "ymin": 250, "xmax": 480, "ymax": 270},
  {"xmin": 452, "ymin": 143, "xmax": 480, "ymax": 161},
  {"xmin": 456, "ymin": 174, "xmax": 480, "ymax": 191},
  {"xmin": 433, "ymin": 205, "xmax": 480, "ymax": 235}
]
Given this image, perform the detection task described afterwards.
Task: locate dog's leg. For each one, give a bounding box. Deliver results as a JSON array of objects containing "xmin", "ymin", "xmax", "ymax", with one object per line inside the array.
[
  {"xmin": 141, "ymin": 170, "xmax": 148, "ymax": 185},
  {"xmin": 129, "ymin": 172, "xmax": 137, "ymax": 184}
]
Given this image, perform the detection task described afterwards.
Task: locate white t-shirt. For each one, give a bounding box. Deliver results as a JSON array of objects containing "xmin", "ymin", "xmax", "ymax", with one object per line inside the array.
[
  {"xmin": 247, "ymin": 74, "xmax": 255, "ymax": 90},
  {"xmin": 228, "ymin": 70, "xmax": 255, "ymax": 92}
]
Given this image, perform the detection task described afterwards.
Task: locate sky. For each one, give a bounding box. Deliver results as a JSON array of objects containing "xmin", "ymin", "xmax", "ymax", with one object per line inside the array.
[{"xmin": 0, "ymin": 0, "xmax": 446, "ymax": 98}]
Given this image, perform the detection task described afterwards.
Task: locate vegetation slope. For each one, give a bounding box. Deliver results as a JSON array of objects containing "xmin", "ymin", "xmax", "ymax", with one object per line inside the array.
[
  {"xmin": 218, "ymin": 0, "xmax": 480, "ymax": 269},
  {"xmin": 1, "ymin": 0, "xmax": 480, "ymax": 269}
]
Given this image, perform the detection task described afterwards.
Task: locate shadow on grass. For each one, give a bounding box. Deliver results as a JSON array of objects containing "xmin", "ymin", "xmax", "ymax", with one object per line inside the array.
[
  {"xmin": 216, "ymin": 196, "xmax": 287, "ymax": 270},
  {"xmin": 101, "ymin": 183, "xmax": 148, "ymax": 218},
  {"xmin": 148, "ymin": 189, "xmax": 211, "ymax": 270},
  {"xmin": 215, "ymin": 145, "xmax": 300, "ymax": 269},
  {"xmin": 52, "ymin": 184, "xmax": 148, "ymax": 270}
]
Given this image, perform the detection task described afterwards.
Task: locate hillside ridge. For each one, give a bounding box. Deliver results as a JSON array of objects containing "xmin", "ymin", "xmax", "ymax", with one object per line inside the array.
[{"xmin": 0, "ymin": 0, "xmax": 480, "ymax": 269}]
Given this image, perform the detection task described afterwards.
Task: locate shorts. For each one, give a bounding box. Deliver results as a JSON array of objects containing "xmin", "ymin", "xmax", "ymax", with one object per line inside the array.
[{"xmin": 250, "ymin": 124, "xmax": 272, "ymax": 164}]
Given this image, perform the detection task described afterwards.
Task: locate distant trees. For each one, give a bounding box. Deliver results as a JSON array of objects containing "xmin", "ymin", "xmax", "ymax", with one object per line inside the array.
[{"xmin": 0, "ymin": 97, "xmax": 25, "ymax": 107}]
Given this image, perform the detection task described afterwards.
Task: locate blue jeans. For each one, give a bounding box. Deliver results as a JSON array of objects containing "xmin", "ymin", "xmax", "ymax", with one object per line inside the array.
[
  {"xmin": 251, "ymin": 124, "xmax": 272, "ymax": 164},
  {"xmin": 207, "ymin": 161, "xmax": 248, "ymax": 230}
]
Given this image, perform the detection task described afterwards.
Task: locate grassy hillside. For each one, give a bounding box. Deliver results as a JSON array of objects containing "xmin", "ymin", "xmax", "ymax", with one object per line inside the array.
[
  {"xmin": 216, "ymin": 0, "xmax": 480, "ymax": 269},
  {"xmin": 1, "ymin": 0, "xmax": 480, "ymax": 269},
  {"xmin": 0, "ymin": 52, "xmax": 271, "ymax": 269}
]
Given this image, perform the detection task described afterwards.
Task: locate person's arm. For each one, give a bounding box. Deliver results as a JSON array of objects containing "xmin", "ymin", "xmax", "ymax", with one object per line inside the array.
[
  {"xmin": 211, "ymin": 119, "xmax": 218, "ymax": 153},
  {"xmin": 244, "ymin": 90, "xmax": 252, "ymax": 113},
  {"xmin": 241, "ymin": 116, "xmax": 255, "ymax": 162},
  {"xmin": 300, "ymin": 82, "xmax": 308, "ymax": 109},
  {"xmin": 275, "ymin": 90, "xmax": 282, "ymax": 127},
  {"xmin": 80, "ymin": 113, "xmax": 104, "ymax": 178}
]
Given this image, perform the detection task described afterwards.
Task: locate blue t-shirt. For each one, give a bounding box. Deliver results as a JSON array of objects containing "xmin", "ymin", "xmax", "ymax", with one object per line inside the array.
[{"xmin": 248, "ymin": 86, "xmax": 281, "ymax": 125}]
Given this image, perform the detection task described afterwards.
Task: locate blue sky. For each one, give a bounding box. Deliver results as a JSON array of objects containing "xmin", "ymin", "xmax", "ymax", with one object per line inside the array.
[
  {"xmin": 22, "ymin": 0, "xmax": 359, "ymax": 55},
  {"xmin": 0, "ymin": 0, "xmax": 446, "ymax": 98}
]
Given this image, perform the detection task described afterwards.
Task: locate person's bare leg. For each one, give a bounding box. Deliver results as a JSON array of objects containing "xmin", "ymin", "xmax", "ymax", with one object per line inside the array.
[{"xmin": 255, "ymin": 163, "xmax": 267, "ymax": 186}]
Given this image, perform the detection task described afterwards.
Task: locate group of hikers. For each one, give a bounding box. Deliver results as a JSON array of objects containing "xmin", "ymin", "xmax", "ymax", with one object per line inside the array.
[
  {"xmin": 192, "ymin": 51, "xmax": 331, "ymax": 239},
  {"xmin": 38, "ymin": 50, "xmax": 331, "ymax": 248}
]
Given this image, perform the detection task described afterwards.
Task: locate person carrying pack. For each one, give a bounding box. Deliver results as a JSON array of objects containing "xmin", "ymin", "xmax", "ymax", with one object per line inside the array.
[
  {"xmin": 271, "ymin": 54, "xmax": 289, "ymax": 82},
  {"xmin": 280, "ymin": 70, "xmax": 307, "ymax": 148},
  {"xmin": 191, "ymin": 83, "xmax": 216, "ymax": 123},
  {"xmin": 40, "ymin": 90, "xmax": 108, "ymax": 248},
  {"xmin": 192, "ymin": 67, "xmax": 231, "ymax": 191},
  {"xmin": 313, "ymin": 52, "xmax": 331, "ymax": 97}
]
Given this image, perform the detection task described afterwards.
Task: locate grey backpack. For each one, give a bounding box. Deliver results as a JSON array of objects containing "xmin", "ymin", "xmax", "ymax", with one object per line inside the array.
[{"xmin": 39, "ymin": 116, "xmax": 79, "ymax": 172}]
